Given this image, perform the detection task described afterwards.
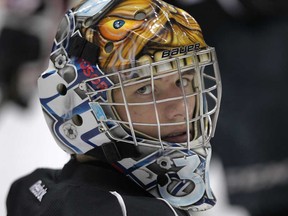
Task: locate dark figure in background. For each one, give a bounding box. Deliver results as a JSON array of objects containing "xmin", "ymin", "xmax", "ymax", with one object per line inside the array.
[
  {"xmin": 0, "ymin": 0, "xmax": 69, "ymax": 108},
  {"xmin": 213, "ymin": 14, "xmax": 288, "ymax": 216},
  {"xmin": 166, "ymin": 0, "xmax": 288, "ymax": 216}
]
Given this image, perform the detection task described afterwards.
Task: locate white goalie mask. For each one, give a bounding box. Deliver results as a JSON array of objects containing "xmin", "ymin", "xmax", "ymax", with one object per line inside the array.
[{"xmin": 38, "ymin": 0, "xmax": 222, "ymax": 212}]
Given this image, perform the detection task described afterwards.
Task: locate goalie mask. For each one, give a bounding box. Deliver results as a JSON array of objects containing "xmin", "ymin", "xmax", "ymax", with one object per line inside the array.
[{"xmin": 38, "ymin": 0, "xmax": 222, "ymax": 212}]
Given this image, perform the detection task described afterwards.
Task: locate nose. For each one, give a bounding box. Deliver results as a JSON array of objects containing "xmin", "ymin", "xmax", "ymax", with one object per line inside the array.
[{"xmin": 161, "ymin": 87, "xmax": 195, "ymax": 122}]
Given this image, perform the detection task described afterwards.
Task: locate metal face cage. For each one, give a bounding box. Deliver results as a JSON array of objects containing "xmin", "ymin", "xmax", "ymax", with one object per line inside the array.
[{"xmin": 80, "ymin": 47, "xmax": 221, "ymax": 151}]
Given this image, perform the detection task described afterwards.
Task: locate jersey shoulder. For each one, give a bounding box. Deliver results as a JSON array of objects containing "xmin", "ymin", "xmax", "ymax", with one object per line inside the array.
[{"xmin": 6, "ymin": 163, "xmax": 188, "ymax": 216}]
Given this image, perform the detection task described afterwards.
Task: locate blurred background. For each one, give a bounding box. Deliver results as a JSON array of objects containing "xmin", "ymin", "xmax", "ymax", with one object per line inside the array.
[
  {"xmin": 0, "ymin": 0, "xmax": 71, "ymax": 215},
  {"xmin": 1, "ymin": 0, "xmax": 288, "ymax": 215}
]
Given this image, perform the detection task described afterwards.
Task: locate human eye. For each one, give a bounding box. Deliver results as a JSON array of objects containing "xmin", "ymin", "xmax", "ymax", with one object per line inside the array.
[
  {"xmin": 136, "ymin": 84, "xmax": 152, "ymax": 95},
  {"xmin": 176, "ymin": 77, "xmax": 191, "ymax": 88}
]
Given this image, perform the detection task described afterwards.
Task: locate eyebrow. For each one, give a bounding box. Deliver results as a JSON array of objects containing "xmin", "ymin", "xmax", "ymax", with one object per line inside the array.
[
  {"xmin": 154, "ymin": 69, "xmax": 195, "ymax": 81},
  {"xmin": 120, "ymin": 68, "xmax": 195, "ymax": 88}
]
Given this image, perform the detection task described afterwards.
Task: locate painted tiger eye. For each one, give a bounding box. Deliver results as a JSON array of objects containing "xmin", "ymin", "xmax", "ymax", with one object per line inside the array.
[
  {"xmin": 113, "ymin": 20, "xmax": 125, "ymax": 29},
  {"xmin": 99, "ymin": 17, "xmax": 144, "ymax": 41}
]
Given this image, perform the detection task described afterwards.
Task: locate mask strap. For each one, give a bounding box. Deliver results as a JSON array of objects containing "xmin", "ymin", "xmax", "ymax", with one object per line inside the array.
[
  {"xmin": 67, "ymin": 34, "xmax": 99, "ymax": 65},
  {"xmin": 85, "ymin": 141, "xmax": 140, "ymax": 163}
]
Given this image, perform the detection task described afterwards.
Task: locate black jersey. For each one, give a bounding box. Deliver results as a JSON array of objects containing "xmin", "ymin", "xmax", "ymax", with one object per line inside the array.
[{"xmin": 6, "ymin": 158, "xmax": 189, "ymax": 216}]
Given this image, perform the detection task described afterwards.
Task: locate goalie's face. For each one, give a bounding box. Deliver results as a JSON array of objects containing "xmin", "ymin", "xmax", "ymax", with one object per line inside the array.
[{"xmin": 112, "ymin": 69, "xmax": 196, "ymax": 143}]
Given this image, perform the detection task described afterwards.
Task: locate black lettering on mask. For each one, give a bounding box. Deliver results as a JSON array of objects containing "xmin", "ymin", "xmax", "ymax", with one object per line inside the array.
[{"xmin": 161, "ymin": 43, "xmax": 201, "ymax": 58}]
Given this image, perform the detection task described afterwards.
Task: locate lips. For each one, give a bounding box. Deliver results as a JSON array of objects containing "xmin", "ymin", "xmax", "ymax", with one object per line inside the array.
[{"xmin": 162, "ymin": 131, "xmax": 191, "ymax": 143}]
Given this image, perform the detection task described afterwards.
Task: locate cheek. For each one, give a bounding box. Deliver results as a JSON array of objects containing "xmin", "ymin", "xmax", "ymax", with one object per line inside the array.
[
  {"xmin": 129, "ymin": 105, "xmax": 159, "ymax": 137},
  {"xmin": 129, "ymin": 105, "xmax": 153, "ymax": 122},
  {"xmin": 115, "ymin": 104, "xmax": 154, "ymax": 123}
]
